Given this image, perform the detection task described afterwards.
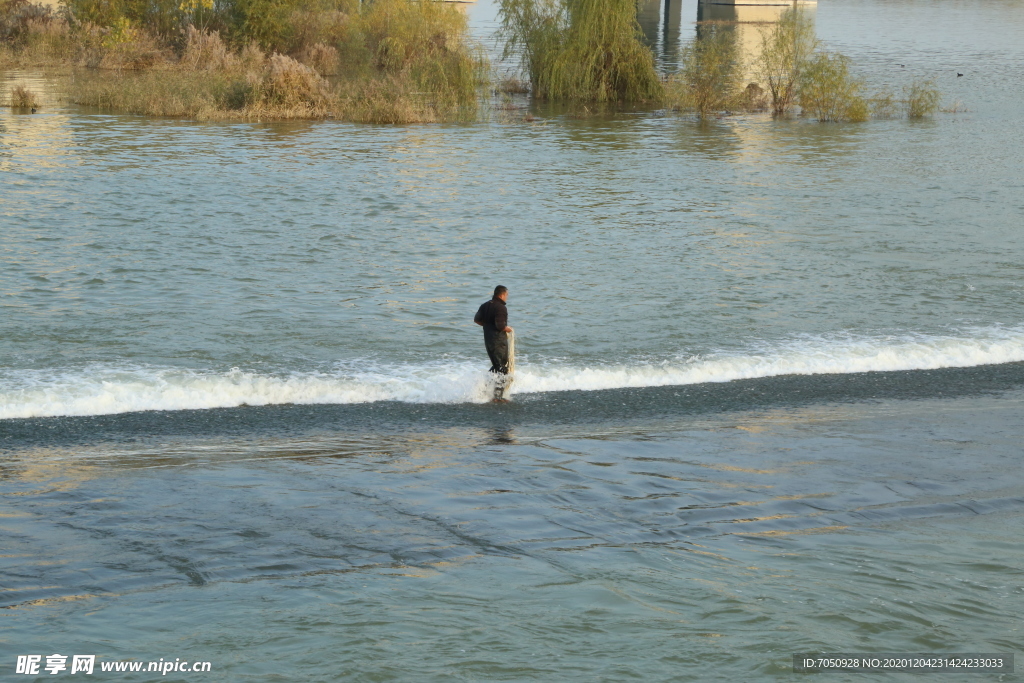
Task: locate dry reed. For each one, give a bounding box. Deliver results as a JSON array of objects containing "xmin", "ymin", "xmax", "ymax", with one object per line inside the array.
[{"xmin": 8, "ymin": 83, "xmax": 40, "ymax": 107}]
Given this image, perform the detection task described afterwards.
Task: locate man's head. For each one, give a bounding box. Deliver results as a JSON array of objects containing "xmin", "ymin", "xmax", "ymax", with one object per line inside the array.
[{"xmin": 493, "ymin": 285, "xmax": 508, "ymax": 301}]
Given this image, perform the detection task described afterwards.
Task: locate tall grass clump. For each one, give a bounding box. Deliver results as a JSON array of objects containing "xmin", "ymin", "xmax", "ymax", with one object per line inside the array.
[
  {"xmin": 670, "ymin": 24, "xmax": 740, "ymax": 118},
  {"xmin": 905, "ymin": 78, "xmax": 940, "ymax": 118},
  {"xmin": 181, "ymin": 25, "xmax": 236, "ymax": 71},
  {"xmin": 498, "ymin": 0, "xmax": 662, "ymax": 103},
  {"xmin": 798, "ymin": 51, "xmax": 867, "ymax": 122},
  {"xmin": 754, "ymin": 6, "xmax": 818, "ymax": 117},
  {"xmin": 8, "ymin": 83, "xmax": 40, "ymax": 107},
  {"xmin": 259, "ymin": 52, "xmax": 327, "ymax": 110}
]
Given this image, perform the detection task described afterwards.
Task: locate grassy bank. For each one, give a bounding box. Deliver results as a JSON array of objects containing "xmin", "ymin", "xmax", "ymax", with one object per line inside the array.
[
  {"xmin": 3, "ymin": 0, "xmax": 948, "ymax": 123},
  {"xmin": 1, "ymin": 0, "xmax": 486, "ymax": 122}
]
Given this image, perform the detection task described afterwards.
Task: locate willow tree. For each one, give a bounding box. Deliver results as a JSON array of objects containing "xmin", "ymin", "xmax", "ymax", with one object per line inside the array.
[
  {"xmin": 755, "ymin": 6, "xmax": 818, "ymax": 116},
  {"xmin": 498, "ymin": 0, "xmax": 662, "ymax": 102}
]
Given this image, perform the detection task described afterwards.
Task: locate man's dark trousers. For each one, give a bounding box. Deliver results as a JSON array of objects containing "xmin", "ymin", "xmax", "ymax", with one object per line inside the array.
[{"xmin": 484, "ymin": 328, "xmax": 509, "ymax": 375}]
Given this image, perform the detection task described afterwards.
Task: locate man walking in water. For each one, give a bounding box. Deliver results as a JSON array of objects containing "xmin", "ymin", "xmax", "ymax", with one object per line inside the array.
[{"xmin": 474, "ymin": 285, "xmax": 513, "ymax": 381}]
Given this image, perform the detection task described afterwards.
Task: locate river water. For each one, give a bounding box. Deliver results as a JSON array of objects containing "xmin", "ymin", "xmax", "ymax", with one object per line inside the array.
[{"xmin": 2, "ymin": 0, "xmax": 1024, "ymax": 679}]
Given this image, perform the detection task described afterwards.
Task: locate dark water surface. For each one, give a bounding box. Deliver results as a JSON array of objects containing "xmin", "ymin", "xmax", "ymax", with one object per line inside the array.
[{"xmin": 2, "ymin": 0, "xmax": 1024, "ymax": 679}]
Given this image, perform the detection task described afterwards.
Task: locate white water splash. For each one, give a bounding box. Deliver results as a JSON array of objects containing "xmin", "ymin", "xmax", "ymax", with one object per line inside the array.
[{"xmin": 3, "ymin": 326, "xmax": 1024, "ymax": 419}]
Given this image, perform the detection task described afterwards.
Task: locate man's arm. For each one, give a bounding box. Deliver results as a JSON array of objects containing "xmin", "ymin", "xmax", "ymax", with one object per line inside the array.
[{"xmin": 495, "ymin": 306, "xmax": 510, "ymax": 333}]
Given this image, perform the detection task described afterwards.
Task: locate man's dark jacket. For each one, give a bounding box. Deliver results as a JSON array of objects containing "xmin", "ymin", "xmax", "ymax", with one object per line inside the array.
[{"xmin": 474, "ymin": 297, "xmax": 508, "ymax": 333}]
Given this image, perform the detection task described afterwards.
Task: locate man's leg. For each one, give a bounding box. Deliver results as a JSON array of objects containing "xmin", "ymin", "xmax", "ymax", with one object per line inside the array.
[
  {"xmin": 484, "ymin": 333, "xmax": 510, "ymax": 399},
  {"xmin": 484, "ymin": 333, "xmax": 509, "ymax": 374}
]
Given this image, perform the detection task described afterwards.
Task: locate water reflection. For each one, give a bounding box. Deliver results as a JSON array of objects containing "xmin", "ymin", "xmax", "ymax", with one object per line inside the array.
[
  {"xmin": 487, "ymin": 427, "xmax": 517, "ymax": 445},
  {"xmin": 636, "ymin": 0, "xmax": 817, "ymax": 79},
  {"xmin": 0, "ymin": 73, "xmax": 75, "ymax": 174},
  {"xmin": 673, "ymin": 119, "xmax": 742, "ymax": 159},
  {"xmin": 638, "ymin": 0, "xmax": 685, "ymax": 72}
]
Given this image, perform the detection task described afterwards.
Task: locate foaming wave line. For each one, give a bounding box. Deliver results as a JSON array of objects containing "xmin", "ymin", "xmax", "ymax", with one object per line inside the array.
[
  {"xmin": 516, "ymin": 326, "xmax": 1024, "ymax": 394},
  {"xmin": 3, "ymin": 325, "xmax": 1024, "ymax": 418}
]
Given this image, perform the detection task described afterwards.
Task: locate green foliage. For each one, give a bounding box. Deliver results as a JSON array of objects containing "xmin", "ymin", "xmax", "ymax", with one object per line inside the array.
[
  {"xmin": 100, "ymin": 15, "xmax": 133, "ymax": 47},
  {"xmin": 225, "ymin": 0, "xmax": 297, "ymax": 52},
  {"xmin": 223, "ymin": 76, "xmax": 254, "ymax": 108},
  {"xmin": 63, "ymin": 0, "xmax": 180, "ymax": 38},
  {"xmin": 905, "ymin": 78, "xmax": 940, "ymax": 118},
  {"xmin": 754, "ymin": 6, "xmax": 818, "ymax": 117},
  {"xmin": 60, "ymin": 0, "xmax": 350, "ymax": 49},
  {"xmin": 673, "ymin": 24, "xmax": 740, "ymax": 118},
  {"xmin": 498, "ymin": 0, "xmax": 662, "ymax": 103},
  {"xmin": 497, "ymin": 0, "xmax": 561, "ymax": 92},
  {"xmin": 798, "ymin": 51, "xmax": 867, "ymax": 122},
  {"xmin": 350, "ymin": 0, "xmax": 483, "ymax": 109}
]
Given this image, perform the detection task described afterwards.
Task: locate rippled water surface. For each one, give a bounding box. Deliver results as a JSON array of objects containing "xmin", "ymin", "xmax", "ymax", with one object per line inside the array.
[{"xmin": 2, "ymin": 0, "xmax": 1024, "ymax": 679}]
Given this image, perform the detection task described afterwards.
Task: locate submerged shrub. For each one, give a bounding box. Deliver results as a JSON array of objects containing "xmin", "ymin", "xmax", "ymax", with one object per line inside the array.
[
  {"xmin": 741, "ymin": 82, "xmax": 769, "ymax": 112},
  {"xmin": 341, "ymin": 76, "xmax": 422, "ymax": 123},
  {"xmin": 941, "ymin": 99, "xmax": 967, "ymax": 114},
  {"xmin": 905, "ymin": 78, "xmax": 940, "ymax": 118},
  {"xmin": 9, "ymin": 83, "xmax": 40, "ymax": 107},
  {"xmin": 672, "ymin": 24, "xmax": 740, "ymax": 118},
  {"xmin": 495, "ymin": 76, "xmax": 530, "ymax": 94},
  {"xmin": 754, "ymin": 6, "xmax": 818, "ymax": 117},
  {"xmin": 869, "ymin": 88, "xmax": 900, "ymax": 119},
  {"xmin": 799, "ymin": 51, "xmax": 867, "ymax": 122},
  {"xmin": 499, "ymin": 0, "xmax": 662, "ymax": 103}
]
